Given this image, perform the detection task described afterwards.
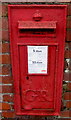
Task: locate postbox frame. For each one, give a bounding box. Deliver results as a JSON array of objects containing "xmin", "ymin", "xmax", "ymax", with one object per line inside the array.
[{"xmin": 8, "ymin": 5, "xmax": 67, "ymax": 116}]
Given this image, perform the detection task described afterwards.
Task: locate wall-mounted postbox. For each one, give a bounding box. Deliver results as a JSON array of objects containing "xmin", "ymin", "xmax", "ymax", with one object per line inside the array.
[{"xmin": 8, "ymin": 5, "xmax": 67, "ymax": 116}]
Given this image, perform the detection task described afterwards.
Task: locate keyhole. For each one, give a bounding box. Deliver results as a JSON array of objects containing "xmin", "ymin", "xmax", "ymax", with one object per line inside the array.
[{"xmin": 26, "ymin": 76, "xmax": 29, "ymax": 80}]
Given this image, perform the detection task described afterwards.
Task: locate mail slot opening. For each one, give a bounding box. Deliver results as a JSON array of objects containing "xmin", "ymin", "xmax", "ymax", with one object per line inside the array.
[
  {"xmin": 18, "ymin": 21, "xmax": 56, "ymax": 37},
  {"xmin": 18, "ymin": 29, "xmax": 56, "ymax": 37}
]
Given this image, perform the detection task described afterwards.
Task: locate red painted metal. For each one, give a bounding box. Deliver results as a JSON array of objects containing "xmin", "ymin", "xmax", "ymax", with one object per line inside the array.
[
  {"xmin": 8, "ymin": 5, "xmax": 67, "ymax": 116},
  {"xmin": 18, "ymin": 21, "xmax": 57, "ymax": 29}
]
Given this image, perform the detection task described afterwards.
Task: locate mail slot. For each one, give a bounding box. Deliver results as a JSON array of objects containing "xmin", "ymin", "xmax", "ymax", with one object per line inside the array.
[
  {"xmin": 8, "ymin": 5, "xmax": 67, "ymax": 116},
  {"xmin": 18, "ymin": 21, "xmax": 56, "ymax": 37}
]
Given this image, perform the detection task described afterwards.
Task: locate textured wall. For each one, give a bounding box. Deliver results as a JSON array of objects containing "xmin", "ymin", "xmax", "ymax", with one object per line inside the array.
[
  {"xmin": 1, "ymin": 0, "xmax": 71, "ymax": 2},
  {"xmin": 1, "ymin": 1, "xmax": 71, "ymax": 120}
]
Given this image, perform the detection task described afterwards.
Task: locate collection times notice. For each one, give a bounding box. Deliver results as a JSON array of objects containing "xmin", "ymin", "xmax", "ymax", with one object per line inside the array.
[{"xmin": 27, "ymin": 46, "xmax": 48, "ymax": 74}]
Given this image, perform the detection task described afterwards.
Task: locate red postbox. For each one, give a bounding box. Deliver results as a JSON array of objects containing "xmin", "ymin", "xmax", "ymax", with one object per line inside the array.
[{"xmin": 8, "ymin": 5, "xmax": 67, "ymax": 116}]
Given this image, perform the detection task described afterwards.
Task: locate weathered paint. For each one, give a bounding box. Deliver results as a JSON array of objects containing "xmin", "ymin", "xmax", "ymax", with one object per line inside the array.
[{"xmin": 8, "ymin": 5, "xmax": 67, "ymax": 116}]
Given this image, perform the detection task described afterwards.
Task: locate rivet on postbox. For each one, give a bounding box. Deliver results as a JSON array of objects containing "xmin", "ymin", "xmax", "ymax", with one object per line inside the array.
[{"xmin": 24, "ymin": 105, "xmax": 33, "ymax": 110}]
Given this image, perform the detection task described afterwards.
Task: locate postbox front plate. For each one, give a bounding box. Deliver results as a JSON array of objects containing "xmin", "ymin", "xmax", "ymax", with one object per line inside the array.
[
  {"xmin": 20, "ymin": 45, "xmax": 56, "ymax": 110},
  {"xmin": 8, "ymin": 5, "xmax": 67, "ymax": 116}
]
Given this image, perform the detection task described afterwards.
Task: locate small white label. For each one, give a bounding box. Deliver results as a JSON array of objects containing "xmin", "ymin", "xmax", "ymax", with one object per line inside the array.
[{"xmin": 27, "ymin": 46, "xmax": 48, "ymax": 74}]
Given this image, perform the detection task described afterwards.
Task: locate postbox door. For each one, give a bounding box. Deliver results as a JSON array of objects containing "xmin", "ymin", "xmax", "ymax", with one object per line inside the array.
[{"xmin": 19, "ymin": 44, "xmax": 57, "ymax": 111}]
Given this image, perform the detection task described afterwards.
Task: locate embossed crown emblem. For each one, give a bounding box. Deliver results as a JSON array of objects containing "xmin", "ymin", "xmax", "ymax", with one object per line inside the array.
[{"xmin": 33, "ymin": 10, "xmax": 42, "ymax": 21}]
